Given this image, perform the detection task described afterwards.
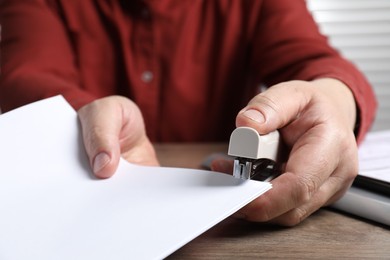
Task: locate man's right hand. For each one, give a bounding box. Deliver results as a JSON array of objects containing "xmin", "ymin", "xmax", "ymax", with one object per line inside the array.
[{"xmin": 78, "ymin": 96, "xmax": 159, "ymax": 178}]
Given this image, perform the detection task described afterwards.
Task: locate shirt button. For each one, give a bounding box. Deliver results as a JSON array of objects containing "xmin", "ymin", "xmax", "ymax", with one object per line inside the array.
[
  {"xmin": 141, "ymin": 71, "xmax": 153, "ymax": 83},
  {"xmin": 141, "ymin": 8, "xmax": 150, "ymax": 19}
]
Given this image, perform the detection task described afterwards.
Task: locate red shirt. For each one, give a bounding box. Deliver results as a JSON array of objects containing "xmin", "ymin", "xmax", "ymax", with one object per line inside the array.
[{"xmin": 0, "ymin": 0, "xmax": 377, "ymax": 142}]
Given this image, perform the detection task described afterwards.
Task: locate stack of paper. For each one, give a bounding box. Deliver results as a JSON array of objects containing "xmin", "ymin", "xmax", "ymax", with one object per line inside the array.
[
  {"xmin": 358, "ymin": 131, "xmax": 390, "ymax": 184},
  {"xmin": 332, "ymin": 130, "xmax": 390, "ymax": 226},
  {"xmin": 0, "ymin": 96, "xmax": 271, "ymax": 260}
]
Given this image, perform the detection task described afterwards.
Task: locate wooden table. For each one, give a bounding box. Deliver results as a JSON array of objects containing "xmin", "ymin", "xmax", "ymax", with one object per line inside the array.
[{"xmin": 154, "ymin": 143, "xmax": 390, "ymax": 259}]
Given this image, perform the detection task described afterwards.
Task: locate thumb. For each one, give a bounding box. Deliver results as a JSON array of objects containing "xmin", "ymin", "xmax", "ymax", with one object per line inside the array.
[
  {"xmin": 236, "ymin": 81, "xmax": 313, "ymax": 134},
  {"xmin": 78, "ymin": 96, "xmax": 144, "ymax": 179}
]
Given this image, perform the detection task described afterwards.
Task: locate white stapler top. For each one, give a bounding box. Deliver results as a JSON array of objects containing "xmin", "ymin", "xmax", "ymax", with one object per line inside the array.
[{"xmin": 228, "ymin": 127, "xmax": 281, "ymax": 181}]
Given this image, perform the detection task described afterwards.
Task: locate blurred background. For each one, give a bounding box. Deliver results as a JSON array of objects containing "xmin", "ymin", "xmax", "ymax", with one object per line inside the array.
[{"xmin": 307, "ymin": 0, "xmax": 390, "ymax": 131}]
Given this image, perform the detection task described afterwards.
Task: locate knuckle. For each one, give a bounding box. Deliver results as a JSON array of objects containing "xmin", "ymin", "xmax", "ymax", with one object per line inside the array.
[
  {"xmin": 275, "ymin": 208, "xmax": 308, "ymax": 227},
  {"xmin": 255, "ymin": 207, "xmax": 273, "ymax": 222},
  {"xmin": 255, "ymin": 94, "xmax": 280, "ymax": 112},
  {"xmin": 254, "ymin": 94, "xmax": 287, "ymax": 124},
  {"xmin": 295, "ymin": 175, "xmax": 319, "ymax": 204},
  {"xmin": 339, "ymin": 141, "xmax": 359, "ymax": 182},
  {"xmin": 346, "ymin": 160, "xmax": 359, "ymax": 181},
  {"xmin": 286, "ymin": 211, "xmax": 306, "ymax": 227}
]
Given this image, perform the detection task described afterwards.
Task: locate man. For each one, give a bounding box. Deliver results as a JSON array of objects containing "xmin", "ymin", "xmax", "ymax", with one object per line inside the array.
[{"xmin": 0, "ymin": 0, "xmax": 377, "ymax": 225}]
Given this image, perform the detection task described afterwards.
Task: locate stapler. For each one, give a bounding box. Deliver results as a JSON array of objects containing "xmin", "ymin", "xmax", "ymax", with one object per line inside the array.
[{"xmin": 228, "ymin": 127, "xmax": 281, "ymax": 181}]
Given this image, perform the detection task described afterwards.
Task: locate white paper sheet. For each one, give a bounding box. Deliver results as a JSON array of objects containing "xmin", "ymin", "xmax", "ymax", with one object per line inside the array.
[
  {"xmin": 0, "ymin": 96, "xmax": 271, "ymax": 260},
  {"xmin": 358, "ymin": 130, "xmax": 390, "ymax": 183}
]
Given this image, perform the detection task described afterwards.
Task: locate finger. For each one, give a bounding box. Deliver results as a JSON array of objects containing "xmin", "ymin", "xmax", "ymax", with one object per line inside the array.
[
  {"xmin": 238, "ymin": 134, "xmax": 357, "ymax": 225},
  {"xmin": 236, "ymin": 127, "xmax": 340, "ymax": 222},
  {"xmin": 120, "ymin": 136, "xmax": 160, "ymax": 167},
  {"xmin": 234, "ymin": 171, "xmax": 313, "ymax": 222},
  {"xmin": 236, "ymin": 81, "xmax": 313, "ymax": 134},
  {"xmin": 270, "ymin": 173, "xmax": 355, "ymax": 226},
  {"xmin": 78, "ymin": 98, "xmax": 123, "ymax": 178},
  {"xmin": 78, "ymin": 96, "xmax": 146, "ymax": 178},
  {"xmin": 271, "ymin": 140, "xmax": 357, "ymax": 226}
]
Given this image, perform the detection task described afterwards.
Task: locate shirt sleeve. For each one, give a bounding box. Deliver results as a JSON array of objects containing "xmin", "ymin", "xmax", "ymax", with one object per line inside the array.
[
  {"xmin": 250, "ymin": 0, "xmax": 377, "ymax": 144},
  {"xmin": 0, "ymin": 0, "xmax": 96, "ymax": 112}
]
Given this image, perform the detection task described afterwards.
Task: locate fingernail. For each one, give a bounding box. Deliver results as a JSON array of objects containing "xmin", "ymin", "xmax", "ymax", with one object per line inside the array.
[
  {"xmin": 242, "ymin": 109, "xmax": 265, "ymax": 123},
  {"xmin": 93, "ymin": 152, "xmax": 110, "ymax": 174}
]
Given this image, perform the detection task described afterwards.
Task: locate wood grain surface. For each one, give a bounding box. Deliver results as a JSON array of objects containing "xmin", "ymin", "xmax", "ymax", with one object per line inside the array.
[{"xmin": 154, "ymin": 143, "xmax": 390, "ymax": 259}]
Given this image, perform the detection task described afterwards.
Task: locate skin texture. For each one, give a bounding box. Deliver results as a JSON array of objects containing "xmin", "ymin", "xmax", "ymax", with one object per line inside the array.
[
  {"xmin": 78, "ymin": 78, "xmax": 358, "ymax": 226},
  {"xmin": 213, "ymin": 78, "xmax": 358, "ymax": 226},
  {"xmin": 78, "ymin": 96, "xmax": 159, "ymax": 179}
]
